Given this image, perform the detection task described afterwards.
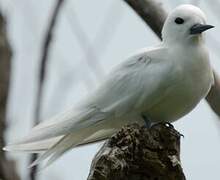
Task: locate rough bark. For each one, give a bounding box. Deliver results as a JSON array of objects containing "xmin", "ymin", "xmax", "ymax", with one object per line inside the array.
[
  {"xmin": 0, "ymin": 13, "xmax": 20, "ymax": 180},
  {"xmin": 124, "ymin": 0, "xmax": 220, "ymax": 117},
  {"xmin": 88, "ymin": 123, "xmax": 185, "ymax": 180}
]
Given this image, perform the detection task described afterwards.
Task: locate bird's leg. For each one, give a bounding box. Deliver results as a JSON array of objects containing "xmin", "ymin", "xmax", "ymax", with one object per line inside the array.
[
  {"xmin": 141, "ymin": 114, "xmax": 153, "ymax": 128},
  {"xmin": 141, "ymin": 116, "xmax": 184, "ymax": 137}
]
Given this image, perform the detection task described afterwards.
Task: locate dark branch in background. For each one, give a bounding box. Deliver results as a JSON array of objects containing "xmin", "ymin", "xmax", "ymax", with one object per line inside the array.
[
  {"xmin": 124, "ymin": 0, "xmax": 220, "ymax": 117},
  {"xmin": 88, "ymin": 124, "xmax": 185, "ymax": 180},
  {"xmin": 124, "ymin": 0, "xmax": 167, "ymax": 39},
  {"xmin": 29, "ymin": 0, "xmax": 65, "ymax": 180},
  {"xmin": 0, "ymin": 13, "xmax": 20, "ymax": 180},
  {"xmin": 206, "ymin": 71, "xmax": 220, "ymax": 116}
]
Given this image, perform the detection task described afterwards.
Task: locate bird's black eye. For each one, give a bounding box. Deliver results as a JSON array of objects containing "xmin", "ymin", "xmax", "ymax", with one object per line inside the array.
[{"xmin": 175, "ymin": 17, "xmax": 184, "ymax": 24}]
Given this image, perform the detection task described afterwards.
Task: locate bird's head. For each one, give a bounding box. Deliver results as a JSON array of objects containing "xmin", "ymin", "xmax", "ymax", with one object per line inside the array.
[{"xmin": 162, "ymin": 4, "xmax": 214, "ymax": 44}]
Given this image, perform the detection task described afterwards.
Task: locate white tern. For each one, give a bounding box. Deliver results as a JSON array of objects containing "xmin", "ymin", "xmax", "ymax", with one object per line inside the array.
[{"xmin": 3, "ymin": 4, "xmax": 215, "ymax": 167}]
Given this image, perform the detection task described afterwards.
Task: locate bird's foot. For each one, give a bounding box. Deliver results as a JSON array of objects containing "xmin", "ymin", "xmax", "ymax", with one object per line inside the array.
[
  {"xmin": 163, "ymin": 121, "xmax": 174, "ymax": 128},
  {"xmin": 152, "ymin": 122, "xmax": 184, "ymax": 137}
]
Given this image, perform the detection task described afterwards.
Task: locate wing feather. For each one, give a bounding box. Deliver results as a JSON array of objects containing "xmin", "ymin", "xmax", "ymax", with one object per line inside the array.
[{"xmin": 4, "ymin": 46, "xmax": 171, "ymax": 164}]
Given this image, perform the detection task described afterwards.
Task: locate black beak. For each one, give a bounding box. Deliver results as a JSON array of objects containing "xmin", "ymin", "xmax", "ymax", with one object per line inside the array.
[{"xmin": 190, "ymin": 24, "xmax": 214, "ymax": 34}]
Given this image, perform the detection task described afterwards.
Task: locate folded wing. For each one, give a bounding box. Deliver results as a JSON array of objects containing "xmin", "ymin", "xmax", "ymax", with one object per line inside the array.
[{"xmin": 4, "ymin": 46, "xmax": 171, "ymax": 167}]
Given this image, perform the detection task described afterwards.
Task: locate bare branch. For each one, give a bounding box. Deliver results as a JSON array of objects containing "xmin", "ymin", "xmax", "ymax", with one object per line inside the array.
[
  {"xmin": 124, "ymin": 0, "xmax": 167, "ymax": 39},
  {"xmin": 0, "ymin": 12, "xmax": 20, "ymax": 180},
  {"xmin": 29, "ymin": 0, "xmax": 65, "ymax": 179},
  {"xmin": 124, "ymin": 0, "xmax": 220, "ymax": 117},
  {"xmin": 206, "ymin": 70, "xmax": 220, "ymax": 117}
]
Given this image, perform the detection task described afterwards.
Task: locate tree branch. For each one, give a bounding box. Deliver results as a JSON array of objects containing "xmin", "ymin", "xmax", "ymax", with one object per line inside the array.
[
  {"xmin": 29, "ymin": 0, "xmax": 65, "ymax": 179},
  {"xmin": 124, "ymin": 0, "xmax": 220, "ymax": 117},
  {"xmin": 124, "ymin": 0, "xmax": 167, "ymax": 39},
  {"xmin": 206, "ymin": 70, "xmax": 220, "ymax": 117},
  {"xmin": 0, "ymin": 12, "xmax": 20, "ymax": 180},
  {"xmin": 88, "ymin": 124, "xmax": 185, "ymax": 180}
]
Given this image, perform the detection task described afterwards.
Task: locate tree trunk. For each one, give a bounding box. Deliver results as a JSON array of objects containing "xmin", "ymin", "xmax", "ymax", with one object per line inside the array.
[
  {"xmin": 0, "ymin": 13, "xmax": 20, "ymax": 180},
  {"xmin": 88, "ymin": 123, "xmax": 185, "ymax": 180}
]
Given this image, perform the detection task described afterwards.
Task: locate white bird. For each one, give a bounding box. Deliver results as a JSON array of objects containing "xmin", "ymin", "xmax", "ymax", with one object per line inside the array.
[{"xmin": 3, "ymin": 4, "xmax": 214, "ymax": 167}]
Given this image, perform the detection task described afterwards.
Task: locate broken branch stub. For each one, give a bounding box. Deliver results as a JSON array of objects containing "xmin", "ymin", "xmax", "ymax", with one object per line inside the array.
[{"xmin": 88, "ymin": 123, "xmax": 185, "ymax": 180}]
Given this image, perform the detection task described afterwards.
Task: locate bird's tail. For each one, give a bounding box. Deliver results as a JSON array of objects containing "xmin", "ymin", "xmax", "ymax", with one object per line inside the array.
[
  {"xmin": 3, "ymin": 106, "xmax": 116, "ymax": 168},
  {"xmin": 4, "ymin": 125, "xmax": 115, "ymax": 168},
  {"xmin": 3, "ymin": 136, "xmax": 62, "ymax": 153},
  {"xmin": 29, "ymin": 127, "xmax": 93, "ymax": 168}
]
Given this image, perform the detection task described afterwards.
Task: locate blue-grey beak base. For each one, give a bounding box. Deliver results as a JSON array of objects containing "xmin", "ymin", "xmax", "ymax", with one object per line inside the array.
[{"xmin": 190, "ymin": 24, "xmax": 214, "ymax": 34}]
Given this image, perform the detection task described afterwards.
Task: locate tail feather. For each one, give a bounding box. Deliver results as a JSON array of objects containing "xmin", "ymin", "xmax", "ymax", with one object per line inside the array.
[
  {"xmin": 31, "ymin": 107, "xmax": 98, "ymax": 133},
  {"xmin": 82, "ymin": 128, "xmax": 116, "ymax": 144},
  {"xmin": 29, "ymin": 126, "xmax": 117, "ymax": 168},
  {"xmin": 38, "ymin": 134, "xmax": 80, "ymax": 168},
  {"xmin": 3, "ymin": 107, "xmax": 115, "ymax": 167},
  {"xmin": 29, "ymin": 124, "xmax": 99, "ymax": 168},
  {"xmin": 3, "ymin": 136, "xmax": 63, "ymax": 153},
  {"xmin": 14, "ymin": 107, "xmax": 104, "ymax": 145}
]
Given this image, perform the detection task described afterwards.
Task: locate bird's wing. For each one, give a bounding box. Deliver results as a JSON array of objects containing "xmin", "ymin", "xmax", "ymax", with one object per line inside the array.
[
  {"xmin": 4, "ymin": 46, "xmax": 175, "ymax": 167},
  {"xmin": 4, "ymin": 46, "xmax": 172, "ymax": 148},
  {"xmin": 89, "ymin": 46, "xmax": 172, "ymax": 116}
]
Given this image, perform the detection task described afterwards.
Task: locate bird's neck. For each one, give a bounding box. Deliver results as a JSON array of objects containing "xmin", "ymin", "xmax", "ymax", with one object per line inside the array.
[
  {"xmin": 163, "ymin": 35, "xmax": 205, "ymax": 48},
  {"xmin": 190, "ymin": 34, "xmax": 205, "ymax": 45}
]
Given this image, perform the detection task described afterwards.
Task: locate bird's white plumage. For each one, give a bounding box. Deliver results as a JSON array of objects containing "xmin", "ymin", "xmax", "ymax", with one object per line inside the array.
[{"xmin": 3, "ymin": 4, "xmax": 214, "ymax": 167}]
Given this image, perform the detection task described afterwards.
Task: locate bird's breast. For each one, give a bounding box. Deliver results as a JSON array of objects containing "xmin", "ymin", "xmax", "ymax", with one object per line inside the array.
[{"xmin": 146, "ymin": 45, "xmax": 213, "ymax": 122}]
